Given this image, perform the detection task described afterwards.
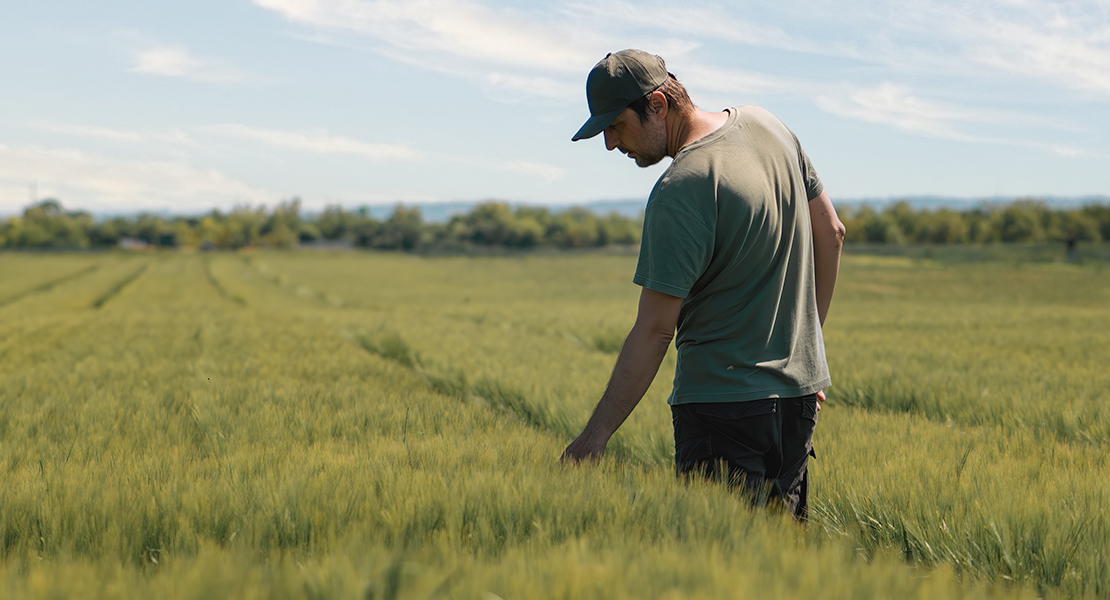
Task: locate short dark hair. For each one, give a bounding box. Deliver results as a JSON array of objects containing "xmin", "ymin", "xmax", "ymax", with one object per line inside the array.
[{"xmin": 627, "ymin": 73, "xmax": 694, "ymax": 124}]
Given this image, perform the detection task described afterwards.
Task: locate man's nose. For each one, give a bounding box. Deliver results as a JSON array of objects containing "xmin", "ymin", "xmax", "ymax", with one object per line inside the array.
[{"xmin": 603, "ymin": 128, "xmax": 620, "ymax": 151}]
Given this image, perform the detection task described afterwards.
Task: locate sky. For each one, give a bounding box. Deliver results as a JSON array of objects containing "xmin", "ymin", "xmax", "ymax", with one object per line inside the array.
[{"xmin": 1, "ymin": 0, "xmax": 1108, "ymax": 216}]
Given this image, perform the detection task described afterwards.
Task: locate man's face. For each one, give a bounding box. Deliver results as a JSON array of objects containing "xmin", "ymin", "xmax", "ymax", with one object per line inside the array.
[{"xmin": 603, "ymin": 108, "xmax": 667, "ymax": 168}]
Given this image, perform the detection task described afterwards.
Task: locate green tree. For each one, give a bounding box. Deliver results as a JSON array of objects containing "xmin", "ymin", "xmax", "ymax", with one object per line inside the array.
[
  {"xmin": 549, "ymin": 207, "xmax": 602, "ymax": 248},
  {"xmin": 1081, "ymin": 205, "xmax": 1110, "ymax": 241},
  {"xmin": 839, "ymin": 205, "xmax": 872, "ymax": 244},
  {"xmin": 220, "ymin": 206, "xmax": 267, "ymax": 249},
  {"xmin": 993, "ymin": 201, "xmax": 1046, "ymax": 242},
  {"xmin": 863, "ymin": 214, "xmax": 905, "ymax": 244},
  {"xmin": 465, "ymin": 201, "xmax": 517, "ymax": 246},
  {"xmin": 1053, "ymin": 211, "xmax": 1101, "ymax": 242},
  {"xmin": 260, "ymin": 199, "xmax": 302, "ymax": 248},
  {"xmin": 966, "ymin": 206, "xmax": 997, "ymax": 243},
  {"xmin": 315, "ymin": 205, "xmax": 357, "ymax": 241},
  {"xmin": 132, "ymin": 213, "xmax": 175, "ymax": 246},
  {"xmin": 884, "ymin": 200, "xmax": 917, "ymax": 240},
  {"xmin": 350, "ymin": 208, "xmax": 383, "ymax": 248},
  {"xmin": 598, "ymin": 211, "xmax": 641, "ymax": 245},
  {"xmin": 14, "ymin": 199, "xmax": 90, "ymax": 248},
  {"xmin": 374, "ymin": 205, "xmax": 424, "ymax": 250},
  {"xmin": 916, "ymin": 209, "xmax": 970, "ymax": 244}
]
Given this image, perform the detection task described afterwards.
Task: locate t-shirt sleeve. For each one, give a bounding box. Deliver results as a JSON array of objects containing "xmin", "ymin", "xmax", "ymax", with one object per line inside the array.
[
  {"xmin": 633, "ymin": 199, "xmax": 714, "ymax": 298},
  {"xmin": 795, "ymin": 137, "xmax": 824, "ymax": 200}
]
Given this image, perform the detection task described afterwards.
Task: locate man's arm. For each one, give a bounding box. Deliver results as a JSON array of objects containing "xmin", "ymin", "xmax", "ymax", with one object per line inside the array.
[
  {"xmin": 809, "ymin": 190, "xmax": 846, "ymax": 326},
  {"xmin": 561, "ymin": 287, "xmax": 683, "ymax": 463}
]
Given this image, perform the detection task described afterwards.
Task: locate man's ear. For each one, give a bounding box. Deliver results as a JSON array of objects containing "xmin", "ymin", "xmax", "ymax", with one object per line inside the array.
[{"xmin": 648, "ymin": 90, "xmax": 668, "ymax": 119}]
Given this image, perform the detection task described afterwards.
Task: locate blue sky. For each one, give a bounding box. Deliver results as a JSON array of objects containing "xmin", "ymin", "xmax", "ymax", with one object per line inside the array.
[{"xmin": 1, "ymin": 0, "xmax": 1108, "ymax": 216}]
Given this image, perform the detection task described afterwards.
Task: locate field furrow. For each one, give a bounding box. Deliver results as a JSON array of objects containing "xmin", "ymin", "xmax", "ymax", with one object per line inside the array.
[{"xmin": 0, "ymin": 263, "xmax": 100, "ymax": 308}]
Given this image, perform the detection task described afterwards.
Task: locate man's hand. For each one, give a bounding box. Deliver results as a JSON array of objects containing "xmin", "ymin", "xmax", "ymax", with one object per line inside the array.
[
  {"xmin": 561, "ymin": 431, "xmax": 608, "ymax": 464},
  {"xmin": 816, "ymin": 389, "xmax": 826, "ymax": 411}
]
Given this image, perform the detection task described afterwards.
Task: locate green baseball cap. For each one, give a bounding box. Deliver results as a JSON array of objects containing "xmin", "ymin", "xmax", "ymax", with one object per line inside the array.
[{"xmin": 571, "ymin": 49, "xmax": 669, "ymax": 142}]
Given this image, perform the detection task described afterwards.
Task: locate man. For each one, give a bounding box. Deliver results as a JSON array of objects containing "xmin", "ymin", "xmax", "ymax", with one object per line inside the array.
[{"xmin": 561, "ymin": 49, "xmax": 845, "ymax": 520}]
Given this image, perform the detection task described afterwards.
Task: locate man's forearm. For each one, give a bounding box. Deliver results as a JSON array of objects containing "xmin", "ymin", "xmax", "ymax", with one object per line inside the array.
[
  {"xmin": 810, "ymin": 191, "xmax": 846, "ymax": 325},
  {"xmin": 562, "ymin": 287, "xmax": 682, "ymax": 462},
  {"xmin": 813, "ymin": 241, "xmax": 841, "ymax": 326},
  {"xmin": 579, "ymin": 323, "xmax": 672, "ymax": 441}
]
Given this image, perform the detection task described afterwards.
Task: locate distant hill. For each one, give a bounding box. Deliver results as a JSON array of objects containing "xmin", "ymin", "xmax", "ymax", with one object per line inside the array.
[
  {"xmin": 362, "ymin": 195, "xmax": 1110, "ymax": 223},
  {"xmin": 361, "ymin": 200, "xmax": 649, "ymax": 224},
  {"xmin": 832, "ymin": 195, "xmax": 1110, "ymax": 211}
]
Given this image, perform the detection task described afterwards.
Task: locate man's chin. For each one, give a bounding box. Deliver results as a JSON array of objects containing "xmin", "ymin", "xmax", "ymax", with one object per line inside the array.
[{"xmin": 635, "ymin": 155, "xmax": 664, "ymax": 168}]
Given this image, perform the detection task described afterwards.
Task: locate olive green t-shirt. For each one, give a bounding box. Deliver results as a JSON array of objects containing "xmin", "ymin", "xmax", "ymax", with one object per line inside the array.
[{"xmin": 633, "ymin": 105, "xmax": 830, "ymax": 404}]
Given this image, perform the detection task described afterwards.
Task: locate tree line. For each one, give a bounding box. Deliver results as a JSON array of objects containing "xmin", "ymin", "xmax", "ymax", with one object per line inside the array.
[
  {"xmin": 0, "ymin": 199, "xmax": 640, "ymax": 251},
  {"xmin": 839, "ymin": 200, "xmax": 1110, "ymax": 244},
  {"xmin": 2, "ymin": 197, "xmax": 1108, "ymax": 251}
]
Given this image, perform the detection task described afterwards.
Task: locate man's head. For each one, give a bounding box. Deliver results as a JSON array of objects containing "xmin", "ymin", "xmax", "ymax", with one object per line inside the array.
[
  {"xmin": 571, "ymin": 49, "xmax": 694, "ymax": 167},
  {"xmin": 571, "ymin": 49, "xmax": 668, "ymax": 142}
]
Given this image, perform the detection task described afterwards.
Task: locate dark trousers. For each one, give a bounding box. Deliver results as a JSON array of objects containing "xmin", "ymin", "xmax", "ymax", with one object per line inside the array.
[{"xmin": 671, "ymin": 395, "xmax": 819, "ymax": 520}]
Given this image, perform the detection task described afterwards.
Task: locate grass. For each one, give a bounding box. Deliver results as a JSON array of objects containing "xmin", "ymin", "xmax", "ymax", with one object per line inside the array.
[{"xmin": 0, "ymin": 247, "xmax": 1107, "ymax": 598}]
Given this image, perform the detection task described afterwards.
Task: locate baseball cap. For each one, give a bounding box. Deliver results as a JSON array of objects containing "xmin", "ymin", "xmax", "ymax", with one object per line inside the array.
[{"xmin": 571, "ymin": 49, "xmax": 669, "ymax": 142}]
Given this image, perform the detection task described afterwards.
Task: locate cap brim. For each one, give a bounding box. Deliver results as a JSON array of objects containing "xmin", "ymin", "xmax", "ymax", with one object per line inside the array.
[{"xmin": 571, "ymin": 106, "xmax": 625, "ymax": 142}]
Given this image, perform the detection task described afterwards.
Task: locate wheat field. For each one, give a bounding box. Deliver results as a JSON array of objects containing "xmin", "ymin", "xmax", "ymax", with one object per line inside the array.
[{"xmin": 0, "ymin": 248, "xmax": 1107, "ymax": 599}]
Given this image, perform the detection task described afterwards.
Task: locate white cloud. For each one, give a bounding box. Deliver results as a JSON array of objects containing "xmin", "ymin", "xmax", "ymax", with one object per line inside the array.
[
  {"xmin": 482, "ymin": 73, "xmax": 580, "ymax": 103},
  {"xmin": 966, "ymin": 16, "xmax": 1110, "ymax": 96},
  {"xmin": 679, "ymin": 63, "xmax": 798, "ymax": 97},
  {"xmin": 253, "ymin": 0, "xmax": 595, "ymax": 72},
  {"xmin": 481, "ymin": 159, "xmax": 565, "ymax": 182},
  {"xmin": 254, "ymin": 0, "xmax": 1110, "ymax": 106},
  {"xmin": 0, "ymin": 143, "xmax": 271, "ymax": 213},
  {"xmin": 1048, "ymin": 144, "xmax": 1086, "ymax": 159},
  {"xmin": 253, "ymin": 0, "xmax": 812, "ymax": 109},
  {"xmin": 829, "ymin": 0, "xmax": 1110, "ymax": 98},
  {"xmin": 129, "ymin": 44, "xmax": 242, "ymax": 82},
  {"xmin": 433, "ymin": 154, "xmax": 565, "ymax": 182},
  {"xmin": 33, "ymin": 122, "xmax": 145, "ymax": 144},
  {"xmin": 203, "ymin": 124, "xmax": 565, "ymax": 181},
  {"xmin": 1043, "ymin": 143, "xmax": 1110, "ymax": 161},
  {"xmin": 816, "ymin": 83, "xmax": 1110, "ymax": 160},
  {"xmin": 815, "ymin": 83, "xmax": 978, "ymax": 140},
  {"xmin": 205, "ymin": 124, "xmax": 420, "ymax": 161},
  {"xmin": 132, "ymin": 46, "xmax": 202, "ymax": 76},
  {"xmin": 30, "ymin": 122, "xmax": 197, "ymax": 147},
  {"xmin": 563, "ymin": 0, "xmax": 815, "ymax": 56}
]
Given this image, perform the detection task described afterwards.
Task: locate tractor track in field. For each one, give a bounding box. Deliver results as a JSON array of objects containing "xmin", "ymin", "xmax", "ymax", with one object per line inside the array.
[
  {"xmin": 203, "ymin": 257, "xmax": 247, "ymax": 306},
  {"xmin": 228, "ymin": 258, "xmax": 661, "ymax": 461},
  {"xmin": 352, "ymin": 330, "xmax": 662, "ymax": 464},
  {"xmin": 241, "ymin": 257, "xmax": 345, "ymax": 308},
  {"xmin": 91, "ymin": 264, "xmax": 148, "ymax": 309},
  {"xmin": 0, "ymin": 264, "xmax": 100, "ymax": 308},
  {"xmin": 231, "ymin": 261, "xmax": 591, "ymax": 450},
  {"xmin": 355, "ymin": 331, "xmax": 573, "ymax": 438}
]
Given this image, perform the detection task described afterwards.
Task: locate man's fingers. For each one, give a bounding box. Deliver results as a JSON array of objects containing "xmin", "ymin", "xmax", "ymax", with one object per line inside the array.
[
  {"xmin": 561, "ymin": 450, "xmax": 597, "ymax": 465},
  {"xmin": 561, "ymin": 441, "xmax": 603, "ymax": 464}
]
